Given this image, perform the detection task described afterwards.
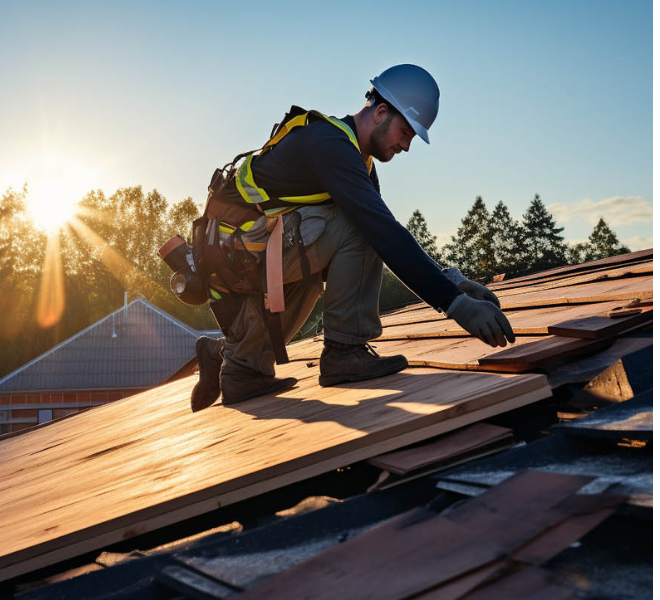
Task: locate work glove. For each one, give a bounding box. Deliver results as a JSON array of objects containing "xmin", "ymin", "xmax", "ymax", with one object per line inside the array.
[
  {"xmin": 446, "ymin": 294, "xmax": 515, "ymax": 348},
  {"xmin": 443, "ymin": 267, "xmax": 501, "ymax": 308}
]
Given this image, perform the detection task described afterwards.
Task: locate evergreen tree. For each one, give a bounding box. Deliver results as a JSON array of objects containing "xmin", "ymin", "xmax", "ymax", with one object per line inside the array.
[
  {"xmin": 406, "ymin": 209, "xmax": 441, "ymax": 263},
  {"xmin": 441, "ymin": 196, "xmax": 494, "ymax": 281},
  {"xmin": 566, "ymin": 242, "xmax": 594, "ymax": 265},
  {"xmin": 489, "ymin": 200, "xmax": 525, "ymax": 276},
  {"xmin": 521, "ymin": 194, "xmax": 567, "ymax": 271},
  {"xmin": 588, "ymin": 218, "xmax": 630, "ymax": 258},
  {"xmin": 566, "ymin": 218, "xmax": 630, "ymax": 265}
]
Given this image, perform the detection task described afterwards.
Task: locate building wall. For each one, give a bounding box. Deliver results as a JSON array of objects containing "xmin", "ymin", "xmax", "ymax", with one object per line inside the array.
[{"xmin": 0, "ymin": 389, "xmax": 142, "ymax": 435}]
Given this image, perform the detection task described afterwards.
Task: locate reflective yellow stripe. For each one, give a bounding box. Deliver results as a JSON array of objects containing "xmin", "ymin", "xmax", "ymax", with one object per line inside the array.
[
  {"xmin": 278, "ymin": 192, "xmax": 331, "ymax": 203},
  {"xmin": 209, "ymin": 287, "xmax": 222, "ymax": 300},
  {"xmin": 264, "ymin": 206, "xmax": 295, "ymax": 217},
  {"xmin": 325, "ymin": 115, "xmax": 361, "ymax": 152},
  {"xmin": 217, "ymin": 220, "xmax": 256, "ymax": 235},
  {"xmin": 263, "ymin": 113, "xmax": 309, "ymax": 149},
  {"xmin": 236, "ymin": 155, "xmax": 270, "ymax": 204},
  {"xmin": 237, "ymin": 110, "xmax": 371, "ymax": 210}
]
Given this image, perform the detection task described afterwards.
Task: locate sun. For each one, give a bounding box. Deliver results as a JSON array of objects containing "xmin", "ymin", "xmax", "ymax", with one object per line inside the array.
[
  {"xmin": 25, "ymin": 178, "xmax": 81, "ymax": 233},
  {"xmin": 22, "ymin": 150, "xmax": 100, "ymax": 234}
]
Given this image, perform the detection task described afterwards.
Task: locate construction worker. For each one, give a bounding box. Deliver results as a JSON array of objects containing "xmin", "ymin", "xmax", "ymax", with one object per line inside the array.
[{"xmin": 191, "ymin": 64, "xmax": 514, "ymax": 411}]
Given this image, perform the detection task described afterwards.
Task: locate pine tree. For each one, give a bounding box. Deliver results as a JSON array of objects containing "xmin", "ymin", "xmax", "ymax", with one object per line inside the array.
[
  {"xmin": 489, "ymin": 200, "xmax": 525, "ymax": 276},
  {"xmin": 566, "ymin": 218, "xmax": 630, "ymax": 265},
  {"xmin": 566, "ymin": 242, "xmax": 594, "ymax": 265},
  {"xmin": 521, "ymin": 194, "xmax": 567, "ymax": 271},
  {"xmin": 441, "ymin": 196, "xmax": 494, "ymax": 281},
  {"xmin": 588, "ymin": 218, "xmax": 630, "ymax": 258},
  {"xmin": 406, "ymin": 209, "xmax": 441, "ymax": 263}
]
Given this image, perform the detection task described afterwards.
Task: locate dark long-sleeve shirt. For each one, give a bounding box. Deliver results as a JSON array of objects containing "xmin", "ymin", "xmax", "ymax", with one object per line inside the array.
[{"xmin": 251, "ymin": 113, "xmax": 461, "ymax": 312}]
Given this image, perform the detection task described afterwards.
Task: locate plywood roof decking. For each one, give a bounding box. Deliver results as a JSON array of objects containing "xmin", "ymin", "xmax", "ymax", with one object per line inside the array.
[
  {"xmin": 376, "ymin": 301, "xmax": 649, "ymax": 339},
  {"xmin": 0, "ymin": 250, "xmax": 651, "ymax": 583},
  {"xmin": 489, "ymin": 248, "xmax": 652, "ymax": 288},
  {"xmin": 489, "ymin": 259, "xmax": 652, "ymax": 293},
  {"xmin": 0, "ymin": 367, "xmax": 549, "ymax": 582}
]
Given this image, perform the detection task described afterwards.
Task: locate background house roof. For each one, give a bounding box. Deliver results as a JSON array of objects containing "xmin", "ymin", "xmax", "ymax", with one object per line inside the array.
[{"xmin": 0, "ymin": 299, "xmax": 219, "ymax": 392}]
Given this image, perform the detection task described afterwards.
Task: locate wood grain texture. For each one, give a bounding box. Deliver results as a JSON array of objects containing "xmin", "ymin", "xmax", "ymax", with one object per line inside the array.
[
  {"xmin": 489, "ymin": 248, "xmax": 652, "ymax": 288},
  {"xmin": 498, "ymin": 276, "xmax": 653, "ymax": 309},
  {"xmin": 376, "ymin": 301, "xmax": 638, "ymax": 339},
  {"xmin": 242, "ymin": 472, "xmax": 596, "ymax": 600},
  {"xmin": 288, "ymin": 334, "xmax": 615, "ymax": 373},
  {"xmin": 490, "ymin": 260, "xmax": 652, "ymax": 293},
  {"xmin": 0, "ymin": 367, "xmax": 549, "ymax": 582},
  {"xmin": 462, "ymin": 567, "xmax": 575, "ymax": 600},
  {"xmin": 368, "ymin": 423, "xmax": 513, "ymax": 475},
  {"xmin": 547, "ymin": 307, "xmax": 652, "ymax": 339},
  {"xmin": 477, "ymin": 336, "xmax": 615, "ymax": 371},
  {"xmin": 415, "ymin": 561, "xmax": 508, "ymax": 600}
]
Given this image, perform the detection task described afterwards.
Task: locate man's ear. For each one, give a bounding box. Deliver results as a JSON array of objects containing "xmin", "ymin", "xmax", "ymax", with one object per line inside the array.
[{"xmin": 373, "ymin": 103, "xmax": 390, "ymax": 125}]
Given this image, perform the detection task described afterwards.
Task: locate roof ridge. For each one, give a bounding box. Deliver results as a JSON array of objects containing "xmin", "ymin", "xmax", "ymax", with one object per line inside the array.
[
  {"xmin": 133, "ymin": 298, "xmax": 201, "ymax": 336},
  {"xmin": 0, "ymin": 298, "xmax": 198, "ymax": 388}
]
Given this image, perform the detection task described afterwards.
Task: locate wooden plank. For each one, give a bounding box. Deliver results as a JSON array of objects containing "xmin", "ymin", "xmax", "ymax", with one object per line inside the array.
[
  {"xmin": 462, "ymin": 566, "xmax": 575, "ymax": 600},
  {"xmin": 499, "ymin": 275, "xmax": 653, "ymax": 309},
  {"xmin": 490, "ymin": 259, "xmax": 652, "ymax": 293},
  {"xmin": 477, "ymin": 336, "xmax": 615, "ymax": 372},
  {"xmin": 376, "ymin": 301, "xmax": 636, "ymax": 339},
  {"xmin": 0, "ymin": 368, "xmax": 550, "ymax": 582},
  {"xmin": 369, "ymin": 423, "xmax": 513, "ymax": 475},
  {"xmin": 410, "ymin": 560, "xmax": 508, "ymax": 600},
  {"xmin": 512, "ymin": 494, "xmax": 625, "ymax": 566},
  {"xmin": 238, "ymin": 508, "xmax": 507, "ymax": 600},
  {"xmin": 241, "ymin": 472, "xmax": 593, "ymax": 600},
  {"xmin": 290, "ymin": 334, "xmax": 612, "ymax": 372},
  {"xmin": 367, "ymin": 442, "xmax": 516, "ymax": 492},
  {"xmin": 547, "ymin": 306, "xmax": 652, "ymax": 339},
  {"xmin": 489, "ymin": 248, "xmax": 652, "ymax": 288}
]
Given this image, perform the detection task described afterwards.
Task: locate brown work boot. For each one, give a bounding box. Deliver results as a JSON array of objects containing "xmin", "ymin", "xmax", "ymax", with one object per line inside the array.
[
  {"xmin": 190, "ymin": 337, "xmax": 224, "ymax": 412},
  {"xmin": 221, "ymin": 364, "xmax": 298, "ymax": 405},
  {"xmin": 319, "ymin": 340, "xmax": 408, "ymax": 387}
]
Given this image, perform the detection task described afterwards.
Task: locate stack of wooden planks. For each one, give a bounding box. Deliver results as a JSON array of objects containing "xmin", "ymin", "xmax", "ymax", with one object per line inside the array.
[
  {"xmin": 239, "ymin": 471, "xmax": 626, "ymax": 600},
  {"xmin": 0, "ymin": 250, "xmax": 650, "ymax": 584},
  {"xmin": 367, "ymin": 423, "xmax": 516, "ymax": 491},
  {"xmin": 289, "ymin": 249, "xmax": 653, "ymax": 377}
]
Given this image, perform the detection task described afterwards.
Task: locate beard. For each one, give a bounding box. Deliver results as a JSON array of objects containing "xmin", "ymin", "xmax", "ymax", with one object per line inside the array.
[{"xmin": 369, "ymin": 112, "xmax": 396, "ymax": 162}]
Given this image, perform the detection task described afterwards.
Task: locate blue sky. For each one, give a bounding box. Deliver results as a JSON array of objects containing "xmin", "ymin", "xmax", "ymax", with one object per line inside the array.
[{"xmin": 0, "ymin": 0, "xmax": 652, "ymax": 250}]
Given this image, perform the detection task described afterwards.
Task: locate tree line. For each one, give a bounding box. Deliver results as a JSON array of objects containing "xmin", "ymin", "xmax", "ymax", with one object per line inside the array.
[
  {"xmin": 406, "ymin": 194, "xmax": 631, "ymax": 284},
  {"xmin": 0, "ymin": 186, "xmax": 634, "ymax": 378}
]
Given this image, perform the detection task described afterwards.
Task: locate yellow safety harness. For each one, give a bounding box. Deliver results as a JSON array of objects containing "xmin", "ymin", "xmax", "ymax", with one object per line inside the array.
[
  {"xmin": 194, "ymin": 107, "xmax": 371, "ymax": 363},
  {"xmin": 214, "ymin": 109, "xmax": 372, "ymax": 237}
]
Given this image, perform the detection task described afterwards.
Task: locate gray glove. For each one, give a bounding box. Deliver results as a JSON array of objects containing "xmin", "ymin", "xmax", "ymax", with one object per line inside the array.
[
  {"xmin": 446, "ymin": 293, "xmax": 515, "ymax": 347},
  {"xmin": 443, "ymin": 267, "xmax": 501, "ymax": 308}
]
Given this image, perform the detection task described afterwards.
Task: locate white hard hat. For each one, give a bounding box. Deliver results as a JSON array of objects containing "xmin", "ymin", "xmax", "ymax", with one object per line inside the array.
[{"xmin": 370, "ymin": 64, "xmax": 440, "ymax": 144}]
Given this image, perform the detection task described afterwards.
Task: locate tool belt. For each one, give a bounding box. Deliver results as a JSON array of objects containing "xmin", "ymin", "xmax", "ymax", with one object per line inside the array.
[{"xmin": 195, "ymin": 167, "xmax": 291, "ymax": 363}]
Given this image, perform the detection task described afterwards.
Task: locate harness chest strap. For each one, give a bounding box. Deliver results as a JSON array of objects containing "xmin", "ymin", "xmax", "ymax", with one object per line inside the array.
[{"xmin": 218, "ymin": 110, "xmax": 372, "ymax": 313}]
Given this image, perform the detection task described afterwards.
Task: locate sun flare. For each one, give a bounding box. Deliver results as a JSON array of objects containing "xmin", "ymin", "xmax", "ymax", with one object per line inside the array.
[
  {"xmin": 26, "ymin": 178, "xmax": 81, "ymax": 233},
  {"xmin": 20, "ymin": 150, "xmax": 101, "ymax": 234}
]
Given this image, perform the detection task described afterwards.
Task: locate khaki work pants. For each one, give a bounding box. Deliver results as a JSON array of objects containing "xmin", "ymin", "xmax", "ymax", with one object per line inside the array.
[{"xmin": 215, "ymin": 205, "xmax": 384, "ymax": 377}]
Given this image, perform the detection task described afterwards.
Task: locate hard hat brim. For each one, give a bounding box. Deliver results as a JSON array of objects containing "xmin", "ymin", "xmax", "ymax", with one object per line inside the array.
[{"xmin": 370, "ymin": 78, "xmax": 431, "ymax": 144}]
